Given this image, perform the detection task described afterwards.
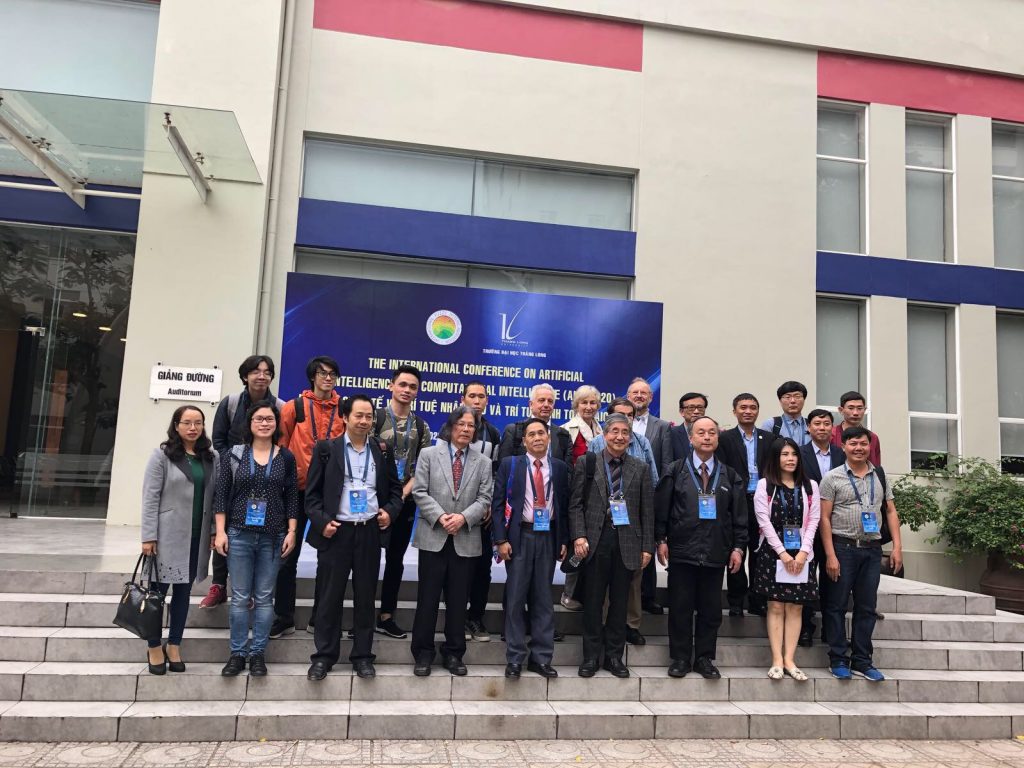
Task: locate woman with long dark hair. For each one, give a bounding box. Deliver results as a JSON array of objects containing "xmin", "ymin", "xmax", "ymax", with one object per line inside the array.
[
  {"xmin": 213, "ymin": 400, "xmax": 299, "ymax": 678},
  {"xmin": 140, "ymin": 405, "xmax": 218, "ymax": 674},
  {"xmin": 751, "ymin": 437, "xmax": 820, "ymax": 682}
]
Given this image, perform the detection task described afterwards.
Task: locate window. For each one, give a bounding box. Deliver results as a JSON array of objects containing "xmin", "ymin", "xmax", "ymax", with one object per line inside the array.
[
  {"xmin": 816, "ymin": 297, "xmax": 866, "ymax": 409},
  {"xmin": 906, "ymin": 113, "xmax": 954, "ymax": 262},
  {"xmin": 993, "ymin": 123, "xmax": 1024, "ymax": 270},
  {"xmin": 997, "ymin": 313, "xmax": 1024, "ymax": 474},
  {"xmin": 907, "ymin": 305, "xmax": 959, "ymax": 469},
  {"xmin": 817, "ymin": 103, "xmax": 866, "ymax": 254},
  {"xmin": 294, "ymin": 250, "xmax": 630, "ymax": 300},
  {"xmin": 302, "ymin": 140, "xmax": 634, "ymax": 231}
]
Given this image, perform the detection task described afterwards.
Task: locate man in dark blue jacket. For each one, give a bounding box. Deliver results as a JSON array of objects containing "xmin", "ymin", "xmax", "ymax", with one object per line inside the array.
[{"xmin": 492, "ymin": 418, "xmax": 570, "ymax": 679}]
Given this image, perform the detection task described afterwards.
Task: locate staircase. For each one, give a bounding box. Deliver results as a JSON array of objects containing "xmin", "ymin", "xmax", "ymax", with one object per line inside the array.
[{"xmin": 1, "ymin": 567, "xmax": 1024, "ymax": 742}]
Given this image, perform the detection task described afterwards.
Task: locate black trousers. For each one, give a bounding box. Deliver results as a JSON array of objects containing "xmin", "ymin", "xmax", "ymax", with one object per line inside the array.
[
  {"xmin": 582, "ymin": 523, "xmax": 633, "ymax": 662},
  {"xmin": 411, "ymin": 537, "xmax": 472, "ymax": 662},
  {"xmin": 379, "ymin": 496, "xmax": 416, "ymax": 615},
  {"xmin": 467, "ymin": 524, "xmax": 494, "ymax": 622},
  {"xmin": 669, "ymin": 560, "xmax": 725, "ymax": 663},
  {"xmin": 274, "ymin": 490, "xmax": 320, "ymax": 624},
  {"xmin": 311, "ymin": 521, "xmax": 381, "ymax": 666},
  {"xmin": 802, "ymin": 556, "xmax": 831, "ymax": 637},
  {"xmin": 640, "ymin": 557, "xmax": 657, "ymax": 605},
  {"xmin": 212, "ymin": 549, "xmax": 228, "ymax": 587},
  {"xmin": 726, "ymin": 492, "xmax": 765, "ymax": 611}
]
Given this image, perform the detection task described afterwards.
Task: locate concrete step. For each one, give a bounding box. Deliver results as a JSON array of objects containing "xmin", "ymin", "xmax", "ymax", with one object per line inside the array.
[
  {"xmin": 0, "ymin": 697, "xmax": 1021, "ymax": 742},
  {"xmin": 6, "ymin": 660, "xmax": 1024, "ymax": 706},
  {"xmin": 4, "ymin": 626, "xmax": 1024, "ymax": 671},
  {"xmin": 0, "ymin": 569, "xmax": 999, "ymax": 616}
]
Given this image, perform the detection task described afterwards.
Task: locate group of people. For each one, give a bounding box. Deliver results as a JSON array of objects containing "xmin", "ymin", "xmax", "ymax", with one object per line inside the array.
[{"xmin": 139, "ymin": 355, "xmax": 901, "ymax": 686}]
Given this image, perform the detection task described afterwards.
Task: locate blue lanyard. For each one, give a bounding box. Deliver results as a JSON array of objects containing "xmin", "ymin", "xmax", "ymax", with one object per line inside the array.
[
  {"xmin": 248, "ymin": 444, "xmax": 275, "ymax": 480},
  {"xmin": 524, "ymin": 455, "xmax": 552, "ymax": 504},
  {"xmin": 344, "ymin": 439, "xmax": 371, "ymax": 484},
  {"xmin": 845, "ymin": 468, "xmax": 875, "ymax": 506},
  {"xmin": 782, "ymin": 417, "xmax": 805, "ymax": 442},
  {"xmin": 777, "ymin": 485, "xmax": 802, "ymax": 524},
  {"xmin": 309, "ymin": 398, "xmax": 337, "ymax": 442},
  {"xmin": 603, "ymin": 457, "xmax": 623, "ymax": 497},
  {"xmin": 388, "ymin": 406, "xmax": 413, "ymax": 454},
  {"xmin": 685, "ymin": 458, "xmax": 721, "ymax": 494}
]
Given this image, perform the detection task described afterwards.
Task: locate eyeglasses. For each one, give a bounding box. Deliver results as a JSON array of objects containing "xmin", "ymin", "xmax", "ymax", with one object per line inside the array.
[
  {"xmin": 315, "ymin": 368, "xmax": 338, "ymax": 381},
  {"xmin": 780, "ymin": 394, "xmax": 805, "ymax": 401},
  {"xmin": 251, "ymin": 416, "xmax": 276, "ymax": 424},
  {"xmin": 681, "ymin": 405, "xmax": 706, "ymax": 413},
  {"xmin": 252, "ymin": 369, "xmax": 273, "ymax": 379},
  {"xmin": 178, "ymin": 421, "xmax": 204, "ymax": 429}
]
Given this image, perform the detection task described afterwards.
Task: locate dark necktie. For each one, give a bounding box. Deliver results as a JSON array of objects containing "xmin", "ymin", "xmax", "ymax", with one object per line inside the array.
[
  {"xmin": 609, "ymin": 457, "xmax": 622, "ymax": 496},
  {"xmin": 533, "ymin": 459, "xmax": 546, "ymax": 509},
  {"xmin": 700, "ymin": 462, "xmax": 710, "ymax": 493},
  {"xmin": 452, "ymin": 450, "xmax": 463, "ymax": 494}
]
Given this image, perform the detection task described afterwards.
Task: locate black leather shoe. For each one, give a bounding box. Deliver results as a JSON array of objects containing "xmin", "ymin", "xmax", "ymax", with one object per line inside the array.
[
  {"xmin": 642, "ymin": 601, "xmax": 664, "ymax": 615},
  {"xmin": 527, "ymin": 660, "xmax": 558, "ymax": 678},
  {"xmin": 307, "ymin": 661, "xmax": 329, "ymax": 681},
  {"xmin": 248, "ymin": 653, "xmax": 268, "ymax": 677},
  {"xmin": 221, "ymin": 654, "xmax": 247, "ymax": 677},
  {"xmin": 693, "ymin": 657, "xmax": 721, "ymax": 680},
  {"xmin": 625, "ymin": 628, "xmax": 646, "ymax": 646},
  {"xmin": 578, "ymin": 658, "xmax": 599, "ymax": 677},
  {"xmin": 353, "ymin": 660, "xmax": 376, "ymax": 679},
  {"xmin": 163, "ymin": 644, "xmax": 185, "ymax": 673},
  {"xmin": 728, "ymin": 607, "xmax": 743, "ymax": 617},
  {"xmin": 413, "ymin": 656, "xmax": 432, "ymax": 676},
  {"xmin": 147, "ymin": 649, "xmax": 166, "ymax": 676},
  {"xmin": 602, "ymin": 657, "xmax": 629, "ymax": 678},
  {"xmin": 667, "ymin": 659, "xmax": 691, "ymax": 678},
  {"xmin": 748, "ymin": 604, "xmax": 768, "ymax": 617},
  {"xmin": 442, "ymin": 656, "xmax": 467, "ymax": 676},
  {"xmin": 798, "ymin": 630, "xmax": 814, "ymax": 648},
  {"xmin": 553, "ymin": 630, "xmax": 564, "ymax": 642},
  {"xmin": 505, "ymin": 663, "xmax": 522, "ymax": 678}
]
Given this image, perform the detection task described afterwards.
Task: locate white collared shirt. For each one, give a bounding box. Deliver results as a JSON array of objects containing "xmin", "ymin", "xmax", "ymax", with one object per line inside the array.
[
  {"xmin": 632, "ymin": 412, "xmax": 648, "ymax": 436},
  {"xmin": 338, "ymin": 436, "xmax": 379, "ymax": 521},
  {"xmin": 522, "ymin": 453, "xmax": 551, "ymax": 523}
]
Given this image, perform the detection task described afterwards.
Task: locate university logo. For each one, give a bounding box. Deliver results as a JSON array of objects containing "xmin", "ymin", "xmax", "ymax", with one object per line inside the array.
[
  {"xmin": 499, "ymin": 303, "xmax": 527, "ymax": 345},
  {"xmin": 426, "ymin": 310, "xmax": 462, "ymax": 345}
]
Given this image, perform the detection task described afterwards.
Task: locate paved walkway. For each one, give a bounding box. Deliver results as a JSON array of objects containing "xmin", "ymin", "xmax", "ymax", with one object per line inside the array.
[{"xmin": 3, "ymin": 739, "xmax": 1024, "ymax": 767}]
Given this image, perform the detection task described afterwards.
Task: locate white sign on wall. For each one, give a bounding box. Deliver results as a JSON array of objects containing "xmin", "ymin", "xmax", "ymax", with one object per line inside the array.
[{"xmin": 149, "ymin": 365, "xmax": 223, "ymax": 403}]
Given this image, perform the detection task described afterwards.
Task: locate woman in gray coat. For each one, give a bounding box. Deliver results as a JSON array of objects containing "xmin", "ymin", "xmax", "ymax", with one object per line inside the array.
[{"xmin": 141, "ymin": 405, "xmax": 218, "ymax": 674}]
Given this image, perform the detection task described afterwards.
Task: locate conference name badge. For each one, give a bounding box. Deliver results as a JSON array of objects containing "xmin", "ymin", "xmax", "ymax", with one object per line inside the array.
[
  {"xmin": 533, "ymin": 506, "xmax": 551, "ymax": 532},
  {"xmin": 610, "ymin": 499, "xmax": 630, "ymax": 526},
  {"xmin": 350, "ymin": 488, "xmax": 368, "ymax": 515},
  {"xmin": 783, "ymin": 525, "xmax": 802, "ymax": 550},
  {"xmin": 245, "ymin": 499, "xmax": 267, "ymax": 527},
  {"xmin": 395, "ymin": 456, "xmax": 407, "ymax": 480},
  {"xmin": 698, "ymin": 493, "xmax": 717, "ymax": 520},
  {"xmin": 861, "ymin": 509, "xmax": 880, "ymax": 534}
]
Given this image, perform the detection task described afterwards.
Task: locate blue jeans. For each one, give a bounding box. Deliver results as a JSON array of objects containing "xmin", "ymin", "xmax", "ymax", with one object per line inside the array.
[
  {"xmin": 149, "ymin": 535, "xmax": 201, "ymax": 648},
  {"xmin": 823, "ymin": 542, "xmax": 881, "ymax": 670},
  {"xmin": 226, "ymin": 527, "xmax": 284, "ymax": 656}
]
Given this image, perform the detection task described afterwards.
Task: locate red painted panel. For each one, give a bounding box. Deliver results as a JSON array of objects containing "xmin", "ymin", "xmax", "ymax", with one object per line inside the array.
[
  {"xmin": 313, "ymin": 0, "xmax": 643, "ymax": 72},
  {"xmin": 819, "ymin": 52, "xmax": 1024, "ymax": 122}
]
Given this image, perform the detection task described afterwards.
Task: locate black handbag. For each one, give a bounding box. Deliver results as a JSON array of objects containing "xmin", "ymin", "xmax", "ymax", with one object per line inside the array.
[{"xmin": 113, "ymin": 554, "xmax": 165, "ymax": 641}]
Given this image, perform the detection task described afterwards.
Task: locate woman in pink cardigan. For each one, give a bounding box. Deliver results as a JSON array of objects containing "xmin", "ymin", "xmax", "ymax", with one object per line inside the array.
[{"xmin": 752, "ymin": 437, "xmax": 820, "ymax": 681}]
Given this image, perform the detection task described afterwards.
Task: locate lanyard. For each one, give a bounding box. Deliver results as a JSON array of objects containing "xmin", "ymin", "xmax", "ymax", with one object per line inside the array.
[
  {"xmin": 603, "ymin": 457, "xmax": 624, "ymax": 497},
  {"xmin": 309, "ymin": 398, "xmax": 337, "ymax": 442},
  {"xmin": 776, "ymin": 485, "xmax": 802, "ymax": 524},
  {"xmin": 846, "ymin": 468, "xmax": 875, "ymax": 506},
  {"xmin": 782, "ymin": 417, "xmax": 804, "ymax": 442},
  {"xmin": 344, "ymin": 439, "xmax": 371, "ymax": 484},
  {"xmin": 685, "ymin": 458, "xmax": 721, "ymax": 494},
  {"xmin": 248, "ymin": 444, "xmax": 275, "ymax": 480},
  {"xmin": 524, "ymin": 455, "xmax": 552, "ymax": 505},
  {"xmin": 388, "ymin": 406, "xmax": 413, "ymax": 454}
]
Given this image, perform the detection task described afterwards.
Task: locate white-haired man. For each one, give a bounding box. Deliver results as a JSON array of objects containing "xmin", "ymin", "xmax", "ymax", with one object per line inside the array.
[{"xmin": 498, "ymin": 383, "xmax": 573, "ymax": 465}]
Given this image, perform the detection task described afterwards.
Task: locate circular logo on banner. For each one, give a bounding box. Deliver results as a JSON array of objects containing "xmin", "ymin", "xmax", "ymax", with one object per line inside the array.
[{"xmin": 426, "ymin": 310, "xmax": 462, "ymax": 345}]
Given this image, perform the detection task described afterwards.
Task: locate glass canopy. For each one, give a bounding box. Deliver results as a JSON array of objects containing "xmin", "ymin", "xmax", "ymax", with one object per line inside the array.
[{"xmin": 0, "ymin": 88, "xmax": 261, "ymax": 189}]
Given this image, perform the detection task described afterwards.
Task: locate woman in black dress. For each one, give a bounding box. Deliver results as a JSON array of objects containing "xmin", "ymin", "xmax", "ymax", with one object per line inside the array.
[{"xmin": 752, "ymin": 438, "xmax": 821, "ymax": 681}]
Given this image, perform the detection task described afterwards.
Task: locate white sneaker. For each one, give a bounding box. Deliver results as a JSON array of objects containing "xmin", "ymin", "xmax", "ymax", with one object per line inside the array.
[{"xmin": 560, "ymin": 593, "xmax": 583, "ymax": 612}]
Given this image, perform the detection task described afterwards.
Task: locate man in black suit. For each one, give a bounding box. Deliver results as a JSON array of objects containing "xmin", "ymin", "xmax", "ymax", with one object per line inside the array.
[
  {"xmin": 570, "ymin": 414, "xmax": 654, "ymax": 679},
  {"xmin": 716, "ymin": 393, "xmax": 774, "ymax": 617},
  {"xmin": 670, "ymin": 392, "xmax": 708, "ymax": 462},
  {"xmin": 799, "ymin": 408, "xmax": 846, "ymax": 646},
  {"xmin": 498, "ymin": 383, "xmax": 573, "ymax": 464},
  {"xmin": 657, "ymin": 416, "xmax": 746, "ymax": 680},
  {"xmin": 305, "ymin": 394, "xmax": 403, "ymax": 681},
  {"xmin": 492, "ymin": 418, "xmax": 570, "ymax": 679}
]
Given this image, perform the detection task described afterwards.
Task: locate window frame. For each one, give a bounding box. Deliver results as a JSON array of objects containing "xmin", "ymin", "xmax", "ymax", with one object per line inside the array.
[
  {"xmin": 906, "ymin": 302, "xmax": 961, "ymax": 469},
  {"xmin": 814, "ymin": 293, "xmax": 869, "ymax": 416},
  {"xmin": 816, "ymin": 99, "xmax": 869, "ymax": 256},
  {"xmin": 996, "ymin": 309, "xmax": 1024, "ymax": 474},
  {"xmin": 992, "ymin": 121, "xmax": 1024, "ymax": 271},
  {"xmin": 905, "ymin": 110, "xmax": 957, "ymax": 264}
]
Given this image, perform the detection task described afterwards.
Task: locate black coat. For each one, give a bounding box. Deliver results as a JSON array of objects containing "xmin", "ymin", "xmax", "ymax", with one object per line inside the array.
[
  {"xmin": 498, "ymin": 420, "xmax": 573, "ymax": 465},
  {"xmin": 716, "ymin": 426, "xmax": 775, "ymax": 488},
  {"xmin": 655, "ymin": 457, "xmax": 747, "ymax": 569}
]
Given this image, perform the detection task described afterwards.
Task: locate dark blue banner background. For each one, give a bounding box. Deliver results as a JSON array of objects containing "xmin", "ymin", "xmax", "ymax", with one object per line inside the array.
[{"xmin": 280, "ymin": 273, "xmax": 663, "ymax": 433}]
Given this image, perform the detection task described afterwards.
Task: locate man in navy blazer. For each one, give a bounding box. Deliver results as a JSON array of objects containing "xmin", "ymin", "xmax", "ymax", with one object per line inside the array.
[
  {"xmin": 798, "ymin": 408, "xmax": 846, "ymax": 646},
  {"xmin": 492, "ymin": 418, "xmax": 570, "ymax": 679},
  {"xmin": 670, "ymin": 392, "xmax": 708, "ymax": 462}
]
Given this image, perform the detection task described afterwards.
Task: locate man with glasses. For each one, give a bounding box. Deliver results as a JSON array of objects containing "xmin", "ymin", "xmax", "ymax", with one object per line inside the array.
[
  {"xmin": 831, "ymin": 391, "xmax": 881, "ymax": 466},
  {"xmin": 202, "ymin": 355, "xmax": 286, "ymax": 609},
  {"xmin": 271, "ymin": 356, "xmax": 345, "ymax": 638},
  {"xmin": 670, "ymin": 392, "xmax": 709, "ymax": 463},
  {"xmin": 762, "ymin": 381, "xmax": 812, "ymax": 446}
]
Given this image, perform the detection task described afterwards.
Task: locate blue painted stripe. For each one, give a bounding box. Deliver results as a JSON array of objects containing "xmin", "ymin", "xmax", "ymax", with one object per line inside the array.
[
  {"xmin": 0, "ymin": 176, "xmax": 140, "ymax": 232},
  {"xmin": 817, "ymin": 251, "xmax": 1024, "ymax": 310},
  {"xmin": 295, "ymin": 198, "xmax": 636, "ymax": 277}
]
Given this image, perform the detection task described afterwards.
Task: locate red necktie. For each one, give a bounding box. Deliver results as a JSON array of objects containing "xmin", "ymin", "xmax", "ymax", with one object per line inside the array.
[
  {"xmin": 452, "ymin": 450, "xmax": 463, "ymax": 493},
  {"xmin": 533, "ymin": 459, "xmax": 546, "ymax": 509}
]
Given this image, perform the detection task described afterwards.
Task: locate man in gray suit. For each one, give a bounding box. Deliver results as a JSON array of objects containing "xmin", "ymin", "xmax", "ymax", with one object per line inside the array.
[
  {"xmin": 570, "ymin": 414, "xmax": 655, "ymax": 679},
  {"xmin": 410, "ymin": 406, "xmax": 494, "ymax": 677},
  {"xmin": 626, "ymin": 377, "xmax": 672, "ymax": 616}
]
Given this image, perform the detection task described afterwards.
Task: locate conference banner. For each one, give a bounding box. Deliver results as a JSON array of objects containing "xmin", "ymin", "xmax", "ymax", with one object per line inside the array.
[{"xmin": 280, "ymin": 272, "xmax": 664, "ymax": 433}]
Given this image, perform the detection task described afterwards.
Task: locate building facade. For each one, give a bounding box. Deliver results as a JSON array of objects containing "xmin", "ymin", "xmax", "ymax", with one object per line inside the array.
[{"xmin": 1, "ymin": 0, "xmax": 1023, "ymax": 589}]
